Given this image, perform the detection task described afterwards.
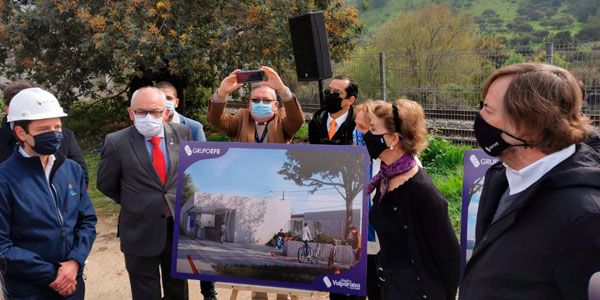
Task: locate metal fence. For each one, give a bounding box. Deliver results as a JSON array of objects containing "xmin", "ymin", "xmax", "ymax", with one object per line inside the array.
[{"xmin": 291, "ymin": 41, "xmax": 600, "ymax": 120}]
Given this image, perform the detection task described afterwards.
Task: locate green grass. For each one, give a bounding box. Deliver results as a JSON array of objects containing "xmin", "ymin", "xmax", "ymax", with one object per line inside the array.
[
  {"xmin": 85, "ymin": 150, "xmax": 121, "ymax": 215},
  {"xmin": 420, "ymin": 134, "xmax": 471, "ymax": 236},
  {"xmin": 292, "ymin": 124, "xmax": 309, "ymax": 144}
]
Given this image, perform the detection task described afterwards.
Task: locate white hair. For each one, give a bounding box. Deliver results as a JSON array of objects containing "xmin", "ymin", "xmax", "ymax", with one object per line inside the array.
[{"xmin": 130, "ymin": 86, "xmax": 167, "ymax": 107}]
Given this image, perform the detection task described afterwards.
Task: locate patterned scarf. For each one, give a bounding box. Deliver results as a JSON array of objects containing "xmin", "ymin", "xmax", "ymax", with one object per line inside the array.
[{"xmin": 366, "ymin": 153, "xmax": 417, "ymax": 199}]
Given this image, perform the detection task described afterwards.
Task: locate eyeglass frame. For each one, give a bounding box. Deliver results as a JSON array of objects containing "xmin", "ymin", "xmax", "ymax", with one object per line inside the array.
[
  {"xmin": 323, "ymin": 87, "xmax": 343, "ymax": 98},
  {"xmin": 133, "ymin": 109, "xmax": 166, "ymax": 118},
  {"xmin": 250, "ymin": 97, "xmax": 276, "ymax": 104}
]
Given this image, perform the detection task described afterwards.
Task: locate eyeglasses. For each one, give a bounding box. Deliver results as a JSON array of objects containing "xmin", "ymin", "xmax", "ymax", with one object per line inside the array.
[
  {"xmin": 133, "ymin": 109, "xmax": 165, "ymax": 117},
  {"xmin": 324, "ymin": 88, "xmax": 342, "ymax": 97},
  {"xmin": 251, "ymin": 98, "xmax": 276, "ymax": 104}
]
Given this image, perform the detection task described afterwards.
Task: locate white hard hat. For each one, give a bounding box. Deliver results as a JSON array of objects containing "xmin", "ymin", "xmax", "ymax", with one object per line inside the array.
[{"xmin": 7, "ymin": 88, "xmax": 68, "ymax": 122}]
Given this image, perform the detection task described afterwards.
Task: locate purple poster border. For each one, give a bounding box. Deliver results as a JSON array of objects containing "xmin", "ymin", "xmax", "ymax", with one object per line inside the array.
[
  {"xmin": 460, "ymin": 150, "xmax": 499, "ymax": 270},
  {"xmin": 170, "ymin": 141, "xmax": 370, "ymax": 296}
]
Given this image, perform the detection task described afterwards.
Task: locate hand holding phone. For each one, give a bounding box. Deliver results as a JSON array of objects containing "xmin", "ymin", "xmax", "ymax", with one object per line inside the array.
[{"xmin": 236, "ymin": 70, "xmax": 264, "ymax": 84}]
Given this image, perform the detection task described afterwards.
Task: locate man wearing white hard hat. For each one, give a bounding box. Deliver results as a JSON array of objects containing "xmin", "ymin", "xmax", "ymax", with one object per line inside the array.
[
  {"xmin": 0, "ymin": 87, "xmax": 97, "ymax": 299},
  {"xmin": 0, "ymin": 80, "xmax": 90, "ymax": 185}
]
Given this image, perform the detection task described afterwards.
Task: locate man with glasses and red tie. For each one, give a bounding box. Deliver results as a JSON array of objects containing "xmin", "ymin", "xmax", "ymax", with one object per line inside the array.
[
  {"xmin": 309, "ymin": 76, "xmax": 357, "ymax": 145},
  {"xmin": 97, "ymin": 86, "xmax": 192, "ymax": 300},
  {"xmin": 207, "ymin": 66, "xmax": 305, "ymax": 143}
]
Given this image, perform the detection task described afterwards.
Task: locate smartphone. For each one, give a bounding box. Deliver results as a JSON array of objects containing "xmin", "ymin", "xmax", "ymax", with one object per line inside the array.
[{"xmin": 236, "ymin": 70, "xmax": 264, "ymax": 84}]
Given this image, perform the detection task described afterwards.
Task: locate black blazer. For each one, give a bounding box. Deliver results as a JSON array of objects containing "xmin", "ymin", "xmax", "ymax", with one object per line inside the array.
[
  {"xmin": 97, "ymin": 123, "xmax": 192, "ymax": 257},
  {"xmin": 308, "ymin": 106, "xmax": 355, "ymax": 145},
  {"xmin": 460, "ymin": 144, "xmax": 600, "ymax": 299},
  {"xmin": 373, "ymin": 168, "xmax": 461, "ymax": 300}
]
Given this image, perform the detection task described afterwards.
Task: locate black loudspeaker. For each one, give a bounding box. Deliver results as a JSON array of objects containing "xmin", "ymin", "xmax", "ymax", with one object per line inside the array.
[{"xmin": 288, "ymin": 12, "xmax": 333, "ymax": 81}]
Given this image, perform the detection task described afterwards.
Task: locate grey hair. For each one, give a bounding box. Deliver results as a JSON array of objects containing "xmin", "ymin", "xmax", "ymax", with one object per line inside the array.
[
  {"xmin": 251, "ymin": 85, "xmax": 277, "ymax": 100},
  {"xmin": 130, "ymin": 86, "xmax": 167, "ymax": 107}
]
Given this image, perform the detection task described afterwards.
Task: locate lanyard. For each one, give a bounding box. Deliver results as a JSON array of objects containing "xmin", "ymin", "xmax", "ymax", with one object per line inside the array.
[{"xmin": 254, "ymin": 121, "xmax": 270, "ymax": 143}]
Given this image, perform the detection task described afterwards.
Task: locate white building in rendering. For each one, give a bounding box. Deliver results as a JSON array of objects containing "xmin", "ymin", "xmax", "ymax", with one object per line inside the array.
[{"xmin": 180, "ymin": 192, "xmax": 292, "ymax": 245}]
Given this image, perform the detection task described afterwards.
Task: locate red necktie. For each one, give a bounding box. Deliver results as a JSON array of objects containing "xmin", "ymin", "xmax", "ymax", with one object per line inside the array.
[{"xmin": 149, "ymin": 137, "xmax": 166, "ymax": 185}]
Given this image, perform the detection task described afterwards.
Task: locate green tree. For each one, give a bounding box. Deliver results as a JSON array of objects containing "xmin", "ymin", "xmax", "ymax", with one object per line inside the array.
[
  {"xmin": 0, "ymin": 0, "xmax": 361, "ymax": 109},
  {"xmin": 277, "ymin": 150, "xmax": 364, "ymax": 239},
  {"xmin": 576, "ymin": 9, "xmax": 600, "ymax": 42},
  {"xmin": 372, "ymin": 4, "xmax": 481, "ymax": 107},
  {"xmin": 180, "ymin": 173, "xmax": 197, "ymax": 206}
]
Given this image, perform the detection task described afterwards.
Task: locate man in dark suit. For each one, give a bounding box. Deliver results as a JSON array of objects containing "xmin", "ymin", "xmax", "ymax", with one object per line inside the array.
[
  {"xmin": 97, "ymin": 87, "xmax": 191, "ymax": 300},
  {"xmin": 308, "ymin": 76, "xmax": 362, "ymax": 300},
  {"xmin": 308, "ymin": 76, "xmax": 357, "ymax": 145}
]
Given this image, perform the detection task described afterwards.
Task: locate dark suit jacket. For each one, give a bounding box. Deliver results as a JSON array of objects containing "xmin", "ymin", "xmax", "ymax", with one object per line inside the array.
[
  {"xmin": 97, "ymin": 123, "xmax": 192, "ymax": 257},
  {"xmin": 308, "ymin": 106, "xmax": 355, "ymax": 145}
]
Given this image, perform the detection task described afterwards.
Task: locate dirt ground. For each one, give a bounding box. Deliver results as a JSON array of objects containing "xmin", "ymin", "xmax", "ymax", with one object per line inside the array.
[{"xmin": 84, "ymin": 214, "xmax": 329, "ymax": 300}]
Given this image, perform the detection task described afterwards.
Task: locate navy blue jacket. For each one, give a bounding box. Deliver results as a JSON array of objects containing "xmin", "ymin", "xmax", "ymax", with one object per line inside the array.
[{"xmin": 0, "ymin": 149, "xmax": 97, "ymax": 298}]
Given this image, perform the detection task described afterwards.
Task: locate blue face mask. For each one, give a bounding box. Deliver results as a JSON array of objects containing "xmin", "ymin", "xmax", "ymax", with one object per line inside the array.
[
  {"xmin": 251, "ymin": 101, "xmax": 274, "ymax": 120},
  {"xmin": 165, "ymin": 100, "xmax": 176, "ymax": 116},
  {"xmin": 353, "ymin": 129, "xmax": 365, "ymax": 146},
  {"xmin": 28, "ymin": 131, "xmax": 63, "ymax": 155}
]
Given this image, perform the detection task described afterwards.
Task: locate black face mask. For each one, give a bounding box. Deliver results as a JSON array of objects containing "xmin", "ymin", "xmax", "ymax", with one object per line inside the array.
[
  {"xmin": 473, "ymin": 113, "xmax": 530, "ymax": 157},
  {"xmin": 363, "ymin": 131, "xmax": 388, "ymax": 159},
  {"xmin": 27, "ymin": 131, "xmax": 63, "ymax": 155},
  {"xmin": 324, "ymin": 93, "xmax": 343, "ymax": 114}
]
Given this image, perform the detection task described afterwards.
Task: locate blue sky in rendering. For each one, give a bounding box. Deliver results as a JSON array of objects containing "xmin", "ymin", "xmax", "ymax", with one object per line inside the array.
[
  {"xmin": 467, "ymin": 190, "xmax": 481, "ymax": 243},
  {"xmin": 185, "ymin": 148, "xmax": 363, "ymax": 214}
]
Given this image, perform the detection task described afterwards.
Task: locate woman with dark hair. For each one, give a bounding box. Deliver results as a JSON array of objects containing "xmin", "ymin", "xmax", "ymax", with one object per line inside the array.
[{"xmin": 365, "ymin": 99, "xmax": 461, "ymax": 300}]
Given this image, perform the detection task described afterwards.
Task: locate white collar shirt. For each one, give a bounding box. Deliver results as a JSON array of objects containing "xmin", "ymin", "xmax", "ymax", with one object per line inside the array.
[{"xmin": 504, "ymin": 144, "xmax": 575, "ymax": 195}]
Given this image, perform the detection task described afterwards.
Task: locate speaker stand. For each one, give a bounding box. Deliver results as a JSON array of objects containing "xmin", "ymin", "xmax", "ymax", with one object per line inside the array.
[{"xmin": 318, "ymin": 79, "xmax": 325, "ymax": 108}]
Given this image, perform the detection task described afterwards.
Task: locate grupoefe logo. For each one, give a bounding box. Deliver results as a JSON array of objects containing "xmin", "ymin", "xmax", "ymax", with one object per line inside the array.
[
  {"xmin": 469, "ymin": 153, "xmax": 500, "ymax": 168},
  {"xmin": 469, "ymin": 154, "xmax": 480, "ymax": 168},
  {"xmin": 323, "ymin": 276, "xmax": 332, "ymax": 288},
  {"xmin": 184, "ymin": 145, "xmax": 192, "ymax": 157}
]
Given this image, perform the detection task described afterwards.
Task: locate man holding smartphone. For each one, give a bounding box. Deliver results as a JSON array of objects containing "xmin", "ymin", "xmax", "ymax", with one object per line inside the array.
[
  {"xmin": 207, "ymin": 66, "xmax": 304, "ymax": 143},
  {"xmin": 207, "ymin": 66, "xmax": 304, "ymax": 300}
]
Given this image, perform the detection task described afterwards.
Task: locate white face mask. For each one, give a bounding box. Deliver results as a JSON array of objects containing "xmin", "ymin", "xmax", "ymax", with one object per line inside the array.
[
  {"xmin": 165, "ymin": 100, "xmax": 176, "ymax": 116},
  {"xmin": 134, "ymin": 114, "xmax": 164, "ymax": 137}
]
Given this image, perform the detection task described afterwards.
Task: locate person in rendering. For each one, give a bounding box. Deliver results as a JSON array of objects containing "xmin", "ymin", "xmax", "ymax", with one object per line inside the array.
[
  {"xmin": 347, "ymin": 226, "xmax": 361, "ymax": 263},
  {"xmin": 207, "ymin": 66, "xmax": 304, "ymax": 143},
  {"xmin": 97, "ymin": 87, "xmax": 191, "ymax": 300},
  {"xmin": 459, "ymin": 63, "xmax": 600, "ymax": 299},
  {"xmin": 276, "ymin": 229, "xmax": 285, "ymax": 249},
  {"xmin": 0, "ymin": 88, "xmax": 97, "ymax": 299},
  {"xmin": 301, "ymin": 222, "xmax": 312, "ymax": 257},
  {"xmin": 220, "ymin": 223, "xmax": 227, "ymax": 244},
  {"xmin": 366, "ymin": 99, "xmax": 461, "ymax": 299}
]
